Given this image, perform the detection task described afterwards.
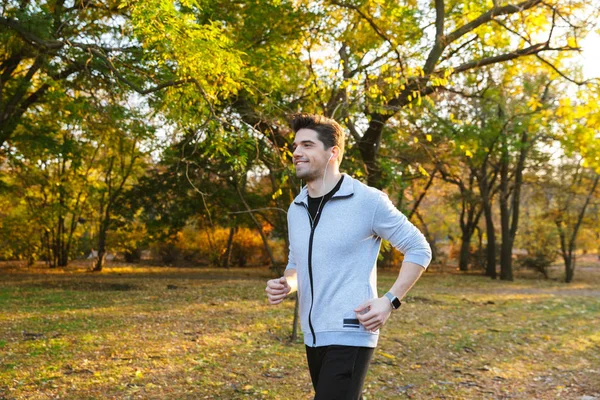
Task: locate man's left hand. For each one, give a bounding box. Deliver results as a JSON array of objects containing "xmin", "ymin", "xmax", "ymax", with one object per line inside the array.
[{"xmin": 354, "ymin": 297, "xmax": 393, "ymax": 332}]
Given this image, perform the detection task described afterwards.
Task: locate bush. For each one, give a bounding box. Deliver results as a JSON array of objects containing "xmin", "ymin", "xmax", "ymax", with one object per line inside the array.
[
  {"xmin": 0, "ymin": 205, "xmax": 43, "ymax": 264},
  {"xmin": 447, "ymin": 240, "xmax": 490, "ymax": 270},
  {"xmin": 147, "ymin": 224, "xmax": 278, "ymax": 267},
  {"xmin": 517, "ymin": 250, "xmax": 557, "ymax": 278},
  {"xmin": 108, "ymin": 219, "xmax": 148, "ymax": 263},
  {"xmin": 516, "ymin": 218, "xmax": 559, "ymax": 279},
  {"xmin": 149, "ymin": 240, "xmax": 182, "ymax": 265}
]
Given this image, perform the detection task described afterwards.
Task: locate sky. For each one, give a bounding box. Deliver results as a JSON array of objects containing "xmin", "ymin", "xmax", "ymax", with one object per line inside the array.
[{"xmin": 581, "ymin": 30, "xmax": 600, "ymax": 80}]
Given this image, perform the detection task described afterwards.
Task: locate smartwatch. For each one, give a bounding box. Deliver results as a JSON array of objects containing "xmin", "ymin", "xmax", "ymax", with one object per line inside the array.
[{"xmin": 384, "ymin": 291, "xmax": 401, "ymax": 310}]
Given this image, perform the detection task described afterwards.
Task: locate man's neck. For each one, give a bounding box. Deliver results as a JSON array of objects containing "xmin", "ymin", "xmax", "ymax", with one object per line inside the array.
[{"xmin": 307, "ymin": 170, "xmax": 342, "ymax": 198}]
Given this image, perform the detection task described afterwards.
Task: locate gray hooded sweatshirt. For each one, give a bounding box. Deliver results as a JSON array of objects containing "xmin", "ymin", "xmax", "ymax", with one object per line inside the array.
[{"xmin": 285, "ymin": 173, "xmax": 432, "ymax": 348}]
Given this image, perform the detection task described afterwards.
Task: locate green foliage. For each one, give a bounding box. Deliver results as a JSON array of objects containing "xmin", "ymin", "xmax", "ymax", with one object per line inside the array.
[
  {"xmin": 516, "ymin": 219, "xmax": 559, "ymax": 279},
  {"xmin": 1, "ymin": 73, "xmax": 154, "ymax": 265},
  {"xmin": 556, "ymin": 86, "xmax": 600, "ymax": 174},
  {"xmin": 108, "ymin": 218, "xmax": 148, "ymax": 263},
  {"xmin": 0, "ymin": 0, "xmax": 151, "ymax": 144},
  {"xmin": 126, "ymin": 0, "xmax": 245, "ymax": 118},
  {"xmin": 0, "ymin": 199, "xmax": 40, "ymax": 262},
  {"xmin": 2, "ymin": 0, "xmax": 600, "ymax": 270}
]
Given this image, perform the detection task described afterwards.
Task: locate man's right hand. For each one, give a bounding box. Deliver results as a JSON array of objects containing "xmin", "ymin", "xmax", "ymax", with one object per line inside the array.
[{"xmin": 265, "ymin": 277, "xmax": 291, "ymax": 305}]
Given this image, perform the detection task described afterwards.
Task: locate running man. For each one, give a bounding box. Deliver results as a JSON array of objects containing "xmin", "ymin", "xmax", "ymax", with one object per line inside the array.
[{"xmin": 265, "ymin": 113, "xmax": 432, "ymax": 399}]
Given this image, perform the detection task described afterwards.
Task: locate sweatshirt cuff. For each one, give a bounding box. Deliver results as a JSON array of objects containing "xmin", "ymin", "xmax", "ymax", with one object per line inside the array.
[{"xmin": 403, "ymin": 254, "xmax": 431, "ymax": 269}]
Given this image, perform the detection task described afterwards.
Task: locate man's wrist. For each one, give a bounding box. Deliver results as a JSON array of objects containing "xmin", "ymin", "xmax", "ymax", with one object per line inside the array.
[
  {"xmin": 383, "ymin": 297, "xmax": 393, "ymax": 312},
  {"xmin": 384, "ymin": 291, "xmax": 401, "ymax": 310}
]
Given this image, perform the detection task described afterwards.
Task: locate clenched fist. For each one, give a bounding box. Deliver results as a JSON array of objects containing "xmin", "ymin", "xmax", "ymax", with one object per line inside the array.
[{"xmin": 265, "ymin": 277, "xmax": 291, "ymax": 305}]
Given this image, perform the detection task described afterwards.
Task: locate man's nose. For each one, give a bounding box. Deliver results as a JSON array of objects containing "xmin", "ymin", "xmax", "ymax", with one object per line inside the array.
[{"xmin": 293, "ymin": 146, "xmax": 302, "ymax": 158}]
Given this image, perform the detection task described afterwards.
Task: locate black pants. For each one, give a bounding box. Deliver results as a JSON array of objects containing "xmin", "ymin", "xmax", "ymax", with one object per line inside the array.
[{"xmin": 305, "ymin": 345, "xmax": 375, "ymax": 400}]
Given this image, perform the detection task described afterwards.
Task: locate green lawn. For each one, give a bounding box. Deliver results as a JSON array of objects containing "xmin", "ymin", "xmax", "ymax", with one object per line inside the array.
[{"xmin": 0, "ymin": 263, "xmax": 599, "ymax": 399}]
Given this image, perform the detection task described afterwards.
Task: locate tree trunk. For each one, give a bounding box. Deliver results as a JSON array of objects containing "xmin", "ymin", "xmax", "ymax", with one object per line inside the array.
[
  {"xmin": 95, "ymin": 252, "xmax": 106, "ymax": 272},
  {"xmin": 43, "ymin": 231, "xmax": 51, "ymax": 268},
  {"xmin": 478, "ymin": 168, "xmax": 497, "ymax": 279},
  {"xmin": 499, "ymin": 193, "xmax": 513, "ymax": 281},
  {"xmin": 93, "ymin": 216, "xmax": 110, "ymax": 272},
  {"xmin": 459, "ymin": 228, "xmax": 472, "ymax": 271},
  {"xmin": 483, "ymin": 205, "xmax": 496, "ymax": 278},
  {"xmin": 291, "ymin": 294, "xmax": 300, "ymax": 342},
  {"xmin": 474, "ymin": 225, "xmax": 485, "ymax": 269},
  {"xmin": 57, "ymin": 217, "xmax": 68, "ymax": 267},
  {"xmin": 49, "ymin": 225, "xmax": 57, "ymax": 268},
  {"xmin": 455, "ymin": 178, "xmax": 482, "ymax": 272},
  {"xmin": 500, "ymin": 129, "xmax": 529, "ymax": 281},
  {"xmin": 357, "ymin": 114, "xmax": 389, "ymax": 189},
  {"xmin": 415, "ymin": 211, "xmax": 437, "ymax": 262},
  {"xmin": 235, "ymin": 185, "xmax": 277, "ymax": 271},
  {"xmin": 222, "ymin": 225, "xmax": 236, "ymax": 269},
  {"xmin": 597, "ymin": 231, "xmax": 600, "ymax": 261},
  {"xmin": 499, "ymin": 237, "xmax": 513, "ymax": 280},
  {"xmin": 564, "ymin": 254, "xmax": 575, "ymax": 283},
  {"xmin": 499, "ymin": 145, "xmax": 513, "ymax": 281},
  {"xmin": 557, "ymin": 174, "xmax": 599, "ymax": 283}
]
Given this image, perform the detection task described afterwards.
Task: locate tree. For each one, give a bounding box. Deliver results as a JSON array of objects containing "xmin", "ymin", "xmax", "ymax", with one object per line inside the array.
[
  {"xmin": 548, "ymin": 83, "xmax": 600, "ymax": 282},
  {"xmin": 0, "ymin": 194, "xmax": 41, "ymax": 264},
  {"xmin": 496, "ymin": 75, "xmax": 554, "ymax": 281},
  {"xmin": 543, "ymin": 160, "xmax": 599, "ymax": 283},
  {"xmin": 91, "ymin": 105, "xmax": 152, "ymax": 271},
  {"xmin": 516, "ymin": 183, "xmax": 560, "ymax": 279},
  {"xmin": 4, "ymin": 89, "xmax": 100, "ymax": 267},
  {"xmin": 306, "ymin": 0, "xmax": 596, "ymax": 187},
  {"xmin": 0, "ymin": 0, "xmax": 244, "ymax": 148},
  {"xmin": 404, "ymin": 86, "xmax": 501, "ymax": 273}
]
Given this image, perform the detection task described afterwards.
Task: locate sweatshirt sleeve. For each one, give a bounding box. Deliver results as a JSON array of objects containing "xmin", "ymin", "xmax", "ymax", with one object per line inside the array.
[
  {"xmin": 285, "ymin": 212, "xmax": 297, "ymax": 271},
  {"xmin": 285, "ymin": 241, "xmax": 297, "ymax": 271},
  {"xmin": 371, "ymin": 192, "xmax": 432, "ymax": 269}
]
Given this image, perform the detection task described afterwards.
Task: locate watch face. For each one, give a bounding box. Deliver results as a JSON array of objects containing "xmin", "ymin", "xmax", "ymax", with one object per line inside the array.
[{"xmin": 385, "ymin": 292, "xmax": 401, "ymax": 309}]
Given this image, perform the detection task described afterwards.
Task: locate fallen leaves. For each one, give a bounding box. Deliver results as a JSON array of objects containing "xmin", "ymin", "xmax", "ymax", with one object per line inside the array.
[{"xmin": 0, "ymin": 266, "xmax": 599, "ymax": 399}]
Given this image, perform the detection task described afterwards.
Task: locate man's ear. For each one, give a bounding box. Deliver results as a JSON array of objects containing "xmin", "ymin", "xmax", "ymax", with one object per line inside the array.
[{"xmin": 330, "ymin": 146, "xmax": 340, "ymax": 163}]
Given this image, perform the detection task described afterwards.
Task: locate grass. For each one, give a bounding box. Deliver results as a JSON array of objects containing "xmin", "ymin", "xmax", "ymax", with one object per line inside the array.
[{"xmin": 0, "ymin": 261, "xmax": 599, "ymax": 399}]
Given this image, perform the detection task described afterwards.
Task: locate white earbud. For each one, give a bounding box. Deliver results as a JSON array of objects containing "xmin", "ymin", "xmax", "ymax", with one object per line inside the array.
[{"xmin": 320, "ymin": 153, "xmax": 335, "ymax": 197}]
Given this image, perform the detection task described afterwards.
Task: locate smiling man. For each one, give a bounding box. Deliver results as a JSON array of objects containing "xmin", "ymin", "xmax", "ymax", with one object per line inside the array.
[{"xmin": 265, "ymin": 113, "xmax": 432, "ymax": 400}]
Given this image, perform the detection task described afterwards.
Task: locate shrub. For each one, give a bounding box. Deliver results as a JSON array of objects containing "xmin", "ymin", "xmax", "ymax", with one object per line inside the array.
[
  {"xmin": 516, "ymin": 217, "xmax": 559, "ymax": 279},
  {"xmin": 517, "ymin": 250, "xmax": 557, "ymax": 279}
]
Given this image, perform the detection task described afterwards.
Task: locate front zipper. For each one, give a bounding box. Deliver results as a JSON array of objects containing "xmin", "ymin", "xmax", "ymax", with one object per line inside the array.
[
  {"xmin": 301, "ymin": 203, "xmax": 317, "ymax": 347},
  {"xmin": 297, "ymin": 192, "xmax": 352, "ymax": 347}
]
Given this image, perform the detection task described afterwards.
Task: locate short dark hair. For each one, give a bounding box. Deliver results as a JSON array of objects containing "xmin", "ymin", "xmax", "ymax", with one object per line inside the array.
[{"xmin": 290, "ymin": 113, "xmax": 345, "ymax": 160}]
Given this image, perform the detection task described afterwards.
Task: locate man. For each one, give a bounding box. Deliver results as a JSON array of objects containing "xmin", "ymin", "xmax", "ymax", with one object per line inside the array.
[{"xmin": 265, "ymin": 113, "xmax": 432, "ymax": 399}]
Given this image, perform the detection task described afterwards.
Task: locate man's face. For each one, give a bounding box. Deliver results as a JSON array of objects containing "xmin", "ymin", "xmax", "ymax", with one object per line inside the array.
[{"xmin": 292, "ymin": 128, "xmax": 331, "ymax": 182}]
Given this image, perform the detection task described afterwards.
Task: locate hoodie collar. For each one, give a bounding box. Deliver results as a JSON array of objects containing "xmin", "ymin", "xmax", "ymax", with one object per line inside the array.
[{"xmin": 293, "ymin": 173, "xmax": 354, "ymax": 205}]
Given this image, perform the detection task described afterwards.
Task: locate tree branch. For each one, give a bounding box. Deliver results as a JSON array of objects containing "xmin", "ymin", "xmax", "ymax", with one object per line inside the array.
[
  {"xmin": 329, "ymin": 1, "xmax": 404, "ymax": 70},
  {"xmin": 568, "ymin": 174, "xmax": 600, "ymax": 251},
  {"xmin": 535, "ymin": 54, "xmax": 598, "ymax": 86},
  {"xmin": 439, "ymin": 35, "xmax": 478, "ymax": 64},
  {"xmin": 423, "ymin": 0, "xmax": 445, "ymax": 74},
  {"xmin": 0, "ymin": 16, "xmax": 185, "ymax": 95},
  {"xmin": 449, "ymin": 43, "xmax": 576, "ymax": 74},
  {"xmin": 445, "ymin": 0, "xmax": 542, "ymax": 44},
  {"xmin": 408, "ymin": 168, "xmax": 437, "ymax": 220}
]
